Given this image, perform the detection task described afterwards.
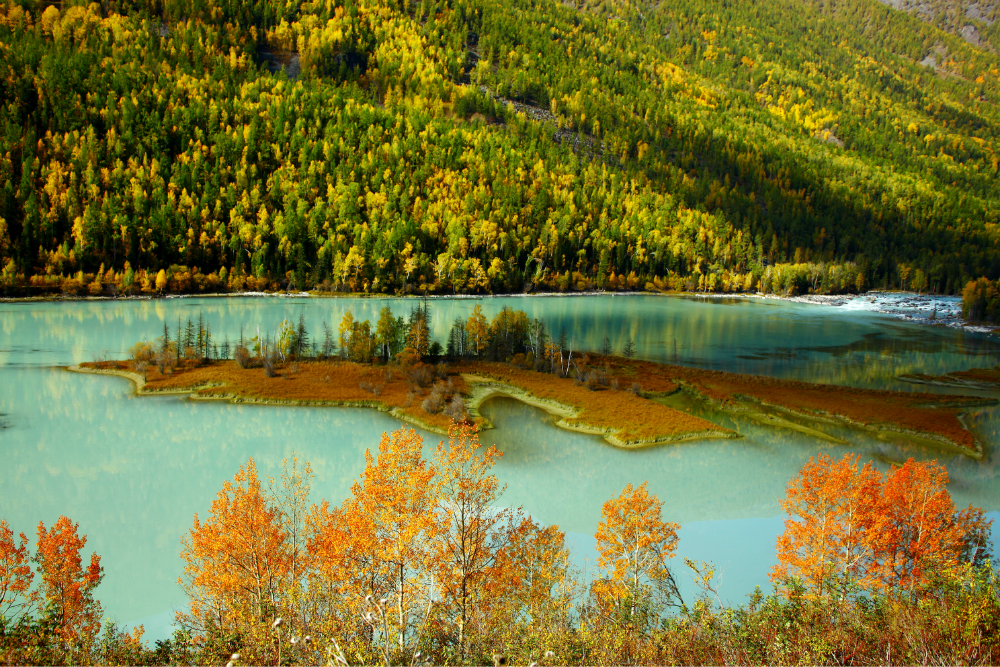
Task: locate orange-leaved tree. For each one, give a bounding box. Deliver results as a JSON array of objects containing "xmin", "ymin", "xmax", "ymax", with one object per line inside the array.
[
  {"xmin": 0, "ymin": 519, "xmax": 35, "ymax": 624},
  {"xmin": 773, "ymin": 455, "xmax": 993, "ymax": 600},
  {"xmin": 178, "ymin": 457, "xmax": 290, "ymax": 647},
  {"xmin": 771, "ymin": 453, "xmax": 882, "ymax": 599},
  {"xmin": 432, "ymin": 422, "xmax": 522, "ymax": 658},
  {"xmin": 314, "ymin": 427, "xmax": 445, "ymax": 665},
  {"xmin": 33, "ymin": 516, "xmax": 103, "ymax": 643},
  {"xmin": 594, "ymin": 482, "xmax": 682, "ymax": 626},
  {"xmin": 873, "ymin": 458, "xmax": 992, "ymax": 598}
]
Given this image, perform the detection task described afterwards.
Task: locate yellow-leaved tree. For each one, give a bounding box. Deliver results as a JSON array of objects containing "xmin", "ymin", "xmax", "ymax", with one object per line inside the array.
[
  {"xmin": 593, "ymin": 482, "xmax": 682, "ymax": 628},
  {"xmin": 311, "ymin": 428, "xmax": 443, "ymax": 665},
  {"xmin": 178, "ymin": 458, "xmax": 290, "ymax": 662},
  {"xmin": 432, "ymin": 422, "xmax": 522, "ymax": 658}
]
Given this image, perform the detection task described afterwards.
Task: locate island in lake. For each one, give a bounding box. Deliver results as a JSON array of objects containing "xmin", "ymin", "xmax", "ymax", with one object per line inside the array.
[{"xmin": 72, "ymin": 306, "xmax": 993, "ymax": 457}]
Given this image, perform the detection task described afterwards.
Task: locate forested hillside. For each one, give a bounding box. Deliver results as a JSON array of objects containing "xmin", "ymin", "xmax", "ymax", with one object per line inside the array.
[{"xmin": 1, "ymin": 0, "xmax": 999, "ymax": 296}]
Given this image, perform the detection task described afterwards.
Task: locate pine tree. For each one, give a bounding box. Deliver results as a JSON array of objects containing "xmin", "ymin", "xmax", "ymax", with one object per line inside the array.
[{"xmin": 296, "ymin": 314, "xmax": 309, "ymax": 358}]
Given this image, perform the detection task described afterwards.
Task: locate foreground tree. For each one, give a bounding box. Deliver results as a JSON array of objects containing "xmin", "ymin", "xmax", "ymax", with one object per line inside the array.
[
  {"xmin": 593, "ymin": 482, "xmax": 682, "ymax": 628},
  {"xmin": 433, "ymin": 422, "xmax": 534, "ymax": 658},
  {"xmin": 771, "ymin": 453, "xmax": 882, "ymax": 599},
  {"xmin": 873, "ymin": 458, "xmax": 992, "ymax": 597},
  {"xmin": 0, "ymin": 519, "xmax": 34, "ymax": 625},
  {"xmin": 178, "ymin": 458, "xmax": 290, "ymax": 659},
  {"xmin": 33, "ymin": 517, "xmax": 104, "ymax": 645},
  {"xmin": 309, "ymin": 428, "xmax": 443, "ymax": 665},
  {"xmin": 773, "ymin": 455, "xmax": 993, "ymax": 601}
]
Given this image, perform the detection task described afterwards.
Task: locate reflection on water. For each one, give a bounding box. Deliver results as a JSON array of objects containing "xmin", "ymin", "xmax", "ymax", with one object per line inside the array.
[
  {"xmin": 3, "ymin": 294, "xmax": 1000, "ymax": 387},
  {"xmin": 1, "ymin": 296, "xmax": 999, "ymax": 640}
]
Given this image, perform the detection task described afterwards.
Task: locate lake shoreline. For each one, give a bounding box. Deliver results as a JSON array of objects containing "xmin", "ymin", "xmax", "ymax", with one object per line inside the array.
[
  {"xmin": 66, "ymin": 364, "xmax": 457, "ymax": 436},
  {"xmin": 462, "ymin": 377, "xmax": 739, "ymax": 448}
]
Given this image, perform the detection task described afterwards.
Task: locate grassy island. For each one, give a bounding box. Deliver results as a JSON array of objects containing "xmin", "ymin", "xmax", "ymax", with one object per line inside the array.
[
  {"xmin": 457, "ymin": 362, "xmax": 733, "ymax": 446},
  {"xmin": 72, "ymin": 352, "xmax": 992, "ymax": 455},
  {"xmin": 70, "ymin": 358, "xmax": 735, "ymax": 448},
  {"xmin": 597, "ymin": 358, "xmax": 993, "ymax": 455},
  {"xmin": 71, "ymin": 359, "xmax": 467, "ymax": 435}
]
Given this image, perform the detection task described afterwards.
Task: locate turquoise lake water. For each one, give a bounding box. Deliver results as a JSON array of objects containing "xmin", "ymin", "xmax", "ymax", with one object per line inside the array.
[{"xmin": 2, "ymin": 294, "xmax": 999, "ymax": 640}]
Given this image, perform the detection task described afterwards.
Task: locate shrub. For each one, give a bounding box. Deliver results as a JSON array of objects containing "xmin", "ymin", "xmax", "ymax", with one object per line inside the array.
[
  {"xmin": 359, "ymin": 381, "xmax": 383, "ymax": 396},
  {"xmin": 584, "ymin": 371, "xmax": 602, "ymax": 391},
  {"xmin": 263, "ymin": 355, "xmax": 277, "ymax": 378},
  {"xmin": 129, "ymin": 342, "xmax": 156, "ymax": 364},
  {"xmin": 422, "ymin": 392, "xmax": 444, "ymax": 414},
  {"xmin": 422, "ymin": 383, "xmax": 448, "ymax": 414},
  {"xmin": 234, "ymin": 346, "xmax": 251, "ymax": 369},
  {"xmin": 444, "ymin": 396, "xmax": 467, "ymax": 422},
  {"xmin": 407, "ymin": 364, "xmax": 433, "ymax": 390}
]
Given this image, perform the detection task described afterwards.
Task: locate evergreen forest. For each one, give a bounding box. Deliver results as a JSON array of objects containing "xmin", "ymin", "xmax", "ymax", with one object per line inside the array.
[{"xmin": 2, "ymin": 0, "xmax": 1000, "ymax": 296}]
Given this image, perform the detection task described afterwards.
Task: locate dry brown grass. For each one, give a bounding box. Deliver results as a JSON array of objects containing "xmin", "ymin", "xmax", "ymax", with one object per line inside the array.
[
  {"xmin": 82, "ymin": 357, "xmax": 730, "ymax": 444},
  {"xmin": 82, "ymin": 359, "xmax": 464, "ymax": 432},
  {"xmin": 595, "ymin": 356, "xmax": 985, "ymax": 452},
  {"xmin": 457, "ymin": 361, "xmax": 730, "ymax": 444}
]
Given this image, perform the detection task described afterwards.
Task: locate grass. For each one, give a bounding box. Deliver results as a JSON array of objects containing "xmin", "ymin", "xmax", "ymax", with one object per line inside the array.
[
  {"xmin": 76, "ymin": 357, "xmax": 736, "ymax": 446},
  {"xmin": 457, "ymin": 361, "xmax": 733, "ymax": 446},
  {"xmin": 596, "ymin": 356, "xmax": 990, "ymax": 454},
  {"xmin": 78, "ymin": 359, "xmax": 464, "ymax": 433}
]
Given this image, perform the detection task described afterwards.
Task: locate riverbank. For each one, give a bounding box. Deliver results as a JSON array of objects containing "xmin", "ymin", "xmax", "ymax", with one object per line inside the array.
[
  {"xmin": 72, "ymin": 352, "xmax": 993, "ymax": 455},
  {"xmin": 691, "ymin": 290, "xmax": 982, "ymax": 329},
  {"xmin": 12, "ymin": 289, "xmax": 989, "ymax": 335}
]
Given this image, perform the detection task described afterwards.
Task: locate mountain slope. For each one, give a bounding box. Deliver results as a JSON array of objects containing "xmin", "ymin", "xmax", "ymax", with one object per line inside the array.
[{"xmin": 0, "ymin": 0, "xmax": 998, "ymax": 296}]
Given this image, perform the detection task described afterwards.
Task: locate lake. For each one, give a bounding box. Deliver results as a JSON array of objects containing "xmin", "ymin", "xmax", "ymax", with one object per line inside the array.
[{"xmin": 2, "ymin": 293, "xmax": 999, "ymax": 640}]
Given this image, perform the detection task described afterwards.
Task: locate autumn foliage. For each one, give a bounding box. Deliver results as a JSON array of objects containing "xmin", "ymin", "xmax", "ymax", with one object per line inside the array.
[
  {"xmin": 598, "ymin": 356, "xmax": 986, "ymax": 453},
  {"xmin": 772, "ymin": 454, "xmax": 993, "ymax": 600},
  {"xmin": 178, "ymin": 425, "xmax": 574, "ymax": 665},
  {"xmin": 0, "ymin": 520, "xmax": 33, "ymax": 625},
  {"xmin": 33, "ymin": 517, "xmax": 104, "ymax": 643},
  {"xmin": 592, "ymin": 483, "xmax": 682, "ymax": 628},
  {"xmin": 0, "ymin": 516, "xmax": 149, "ymax": 665},
  {"xmin": 4, "ymin": 442, "xmax": 1000, "ymax": 665},
  {"xmin": 178, "ymin": 458, "xmax": 291, "ymax": 640}
]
